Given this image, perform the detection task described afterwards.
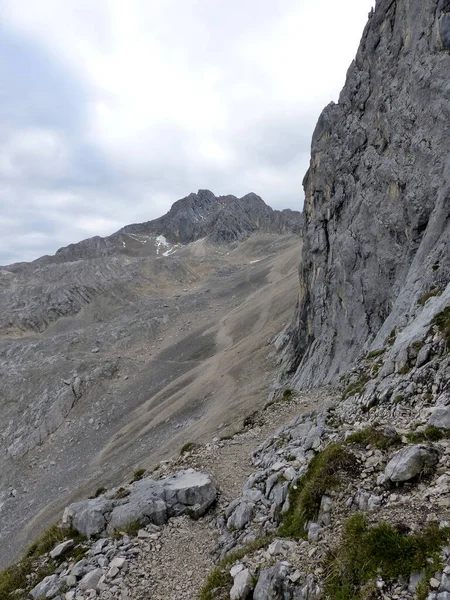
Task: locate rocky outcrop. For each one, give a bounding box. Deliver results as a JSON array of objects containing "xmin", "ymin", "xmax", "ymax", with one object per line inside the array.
[
  {"xmin": 63, "ymin": 469, "xmax": 216, "ymax": 537},
  {"xmin": 281, "ymin": 0, "xmax": 450, "ymax": 388}
]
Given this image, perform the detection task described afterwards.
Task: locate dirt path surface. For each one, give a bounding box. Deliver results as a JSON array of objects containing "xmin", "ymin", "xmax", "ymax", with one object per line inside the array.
[{"xmin": 121, "ymin": 388, "xmax": 333, "ymax": 600}]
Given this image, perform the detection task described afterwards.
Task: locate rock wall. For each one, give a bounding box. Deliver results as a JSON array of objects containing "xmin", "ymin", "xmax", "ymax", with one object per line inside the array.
[{"xmin": 282, "ymin": 0, "xmax": 450, "ymax": 388}]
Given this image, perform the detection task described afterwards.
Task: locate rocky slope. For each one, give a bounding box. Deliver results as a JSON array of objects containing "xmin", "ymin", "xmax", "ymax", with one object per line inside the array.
[
  {"xmin": 0, "ymin": 191, "xmax": 302, "ymax": 569},
  {"xmin": 279, "ymin": 0, "xmax": 450, "ymax": 388}
]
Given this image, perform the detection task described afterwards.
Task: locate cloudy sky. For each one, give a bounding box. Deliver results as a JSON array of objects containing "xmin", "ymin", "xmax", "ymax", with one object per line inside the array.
[{"xmin": 0, "ymin": 0, "xmax": 374, "ymax": 264}]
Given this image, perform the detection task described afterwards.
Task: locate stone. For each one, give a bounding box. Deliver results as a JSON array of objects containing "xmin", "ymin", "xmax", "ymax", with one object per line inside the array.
[
  {"xmin": 230, "ymin": 564, "xmax": 245, "ymax": 578},
  {"xmin": 308, "ymin": 522, "xmax": 323, "ymax": 542},
  {"xmin": 428, "ymin": 408, "xmax": 450, "ymax": 430},
  {"xmin": 385, "ymin": 445, "xmax": 439, "ymax": 482},
  {"xmin": 253, "ymin": 562, "xmax": 292, "ymax": 600},
  {"xmin": 50, "ymin": 539, "xmax": 74, "ymax": 559},
  {"xmin": 230, "ymin": 568, "xmax": 254, "ymax": 600},
  {"xmin": 227, "ymin": 502, "xmax": 254, "ymax": 530},
  {"xmin": 63, "ymin": 470, "xmax": 216, "ymax": 537},
  {"xmin": 78, "ymin": 568, "xmax": 104, "ymax": 591},
  {"xmin": 29, "ymin": 575, "xmax": 63, "ymax": 599}
]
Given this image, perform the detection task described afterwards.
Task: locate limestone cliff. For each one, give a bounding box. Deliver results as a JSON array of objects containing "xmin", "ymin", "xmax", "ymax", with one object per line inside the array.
[{"xmin": 282, "ymin": 0, "xmax": 450, "ymax": 387}]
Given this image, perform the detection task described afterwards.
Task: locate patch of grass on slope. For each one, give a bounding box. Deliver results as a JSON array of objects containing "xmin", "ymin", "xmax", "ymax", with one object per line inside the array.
[
  {"xmin": 431, "ymin": 306, "xmax": 450, "ymax": 347},
  {"xmin": 278, "ymin": 443, "xmax": 356, "ymax": 539},
  {"xmin": 325, "ymin": 513, "xmax": 449, "ymax": 600}
]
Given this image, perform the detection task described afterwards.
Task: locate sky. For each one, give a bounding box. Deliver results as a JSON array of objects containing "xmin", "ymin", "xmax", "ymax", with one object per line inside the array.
[{"xmin": 0, "ymin": 0, "xmax": 374, "ymax": 265}]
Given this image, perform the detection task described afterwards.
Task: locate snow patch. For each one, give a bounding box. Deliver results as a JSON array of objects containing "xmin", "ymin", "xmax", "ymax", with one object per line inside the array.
[{"xmin": 249, "ymin": 260, "xmax": 261, "ymax": 264}]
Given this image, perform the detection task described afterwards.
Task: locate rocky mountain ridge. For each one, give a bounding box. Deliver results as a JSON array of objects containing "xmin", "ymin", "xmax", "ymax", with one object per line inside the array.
[{"xmin": 9, "ymin": 190, "xmax": 301, "ymax": 267}]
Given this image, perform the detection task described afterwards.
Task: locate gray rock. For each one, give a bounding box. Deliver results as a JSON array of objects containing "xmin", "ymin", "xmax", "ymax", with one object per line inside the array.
[
  {"xmin": 29, "ymin": 574, "xmax": 62, "ymax": 599},
  {"xmin": 227, "ymin": 502, "xmax": 254, "ymax": 530},
  {"xmin": 230, "ymin": 568, "xmax": 254, "ymax": 600},
  {"xmin": 385, "ymin": 445, "xmax": 439, "ymax": 482},
  {"xmin": 253, "ymin": 562, "xmax": 293, "ymax": 600},
  {"xmin": 277, "ymin": 0, "xmax": 450, "ymax": 393},
  {"xmin": 78, "ymin": 568, "xmax": 104, "ymax": 591},
  {"xmin": 63, "ymin": 470, "xmax": 216, "ymax": 537},
  {"xmin": 49, "ymin": 539, "xmax": 74, "ymax": 559},
  {"xmin": 428, "ymin": 407, "xmax": 450, "ymax": 430}
]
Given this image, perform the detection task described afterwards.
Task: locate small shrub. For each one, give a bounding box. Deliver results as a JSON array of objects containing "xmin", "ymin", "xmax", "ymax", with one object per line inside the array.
[
  {"xmin": 431, "ymin": 306, "xmax": 450, "ymax": 347},
  {"xmin": 180, "ymin": 442, "xmax": 197, "ymax": 455},
  {"xmin": 388, "ymin": 329, "xmax": 397, "ymax": 346},
  {"xmin": 325, "ymin": 514, "xmax": 449, "ymax": 600},
  {"xmin": 346, "ymin": 426, "xmax": 401, "ymax": 450},
  {"xmin": 365, "ymin": 348, "xmax": 385, "ymax": 360},
  {"xmin": 131, "ymin": 468, "xmax": 146, "ymax": 482},
  {"xmin": 418, "ymin": 287, "xmax": 443, "ymax": 306},
  {"xmin": 89, "ymin": 486, "xmax": 107, "ymax": 499},
  {"xmin": 394, "ymin": 394, "xmax": 405, "ymax": 403},
  {"xmin": 26, "ymin": 525, "xmax": 84, "ymax": 560},
  {"xmin": 342, "ymin": 373, "xmax": 370, "ymax": 400},
  {"xmin": 407, "ymin": 426, "xmax": 448, "ymax": 443},
  {"xmin": 199, "ymin": 536, "xmax": 273, "ymax": 600},
  {"xmin": 278, "ymin": 443, "xmax": 357, "ymax": 539},
  {"xmin": 399, "ymin": 363, "xmax": 411, "ymax": 375}
]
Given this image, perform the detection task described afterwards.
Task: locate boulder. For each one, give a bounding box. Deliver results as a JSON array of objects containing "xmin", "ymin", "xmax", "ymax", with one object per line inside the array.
[
  {"xmin": 78, "ymin": 568, "xmax": 104, "ymax": 591},
  {"xmin": 227, "ymin": 502, "xmax": 254, "ymax": 530},
  {"xmin": 49, "ymin": 539, "xmax": 74, "ymax": 559},
  {"xmin": 253, "ymin": 562, "xmax": 293, "ymax": 600},
  {"xmin": 29, "ymin": 574, "xmax": 62, "ymax": 599},
  {"xmin": 63, "ymin": 469, "xmax": 216, "ymax": 537},
  {"xmin": 230, "ymin": 568, "xmax": 254, "ymax": 600},
  {"xmin": 428, "ymin": 407, "xmax": 450, "ymax": 430},
  {"xmin": 385, "ymin": 445, "xmax": 439, "ymax": 482}
]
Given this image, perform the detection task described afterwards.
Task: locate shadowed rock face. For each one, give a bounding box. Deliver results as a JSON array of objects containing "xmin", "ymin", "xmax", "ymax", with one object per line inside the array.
[{"xmin": 281, "ymin": 0, "xmax": 450, "ymax": 388}]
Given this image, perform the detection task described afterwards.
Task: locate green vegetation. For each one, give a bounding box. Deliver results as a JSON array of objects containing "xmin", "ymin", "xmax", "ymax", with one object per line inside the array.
[
  {"xmin": 346, "ymin": 426, "xmax": 401, "ymax": 450},
  {"xmin": 407, "ymin": 425, "xmax": 449, "ymax": 443},
  {"xmin": 325, "ymin": 514, "xmax": 448, "ymax": 600},
  {"xmin": 0, "ymin": 559, "xmax": 55, "ymax": 600},
  {"xmin": 394, "ymin": 394, "xmax": 405, "ymax": 403},
  {"xmin": 388, "ymin": 329, "xmax": 397, "ymax": 347},
  {"xmin": 0, "ymin": 524, "xmax": 87, "ymax": 599},
  {"xmin": 342, "ymin": 373, "xmax": 370, "ymax": 400},
  {"xmin": 264, "ymin": 388, "xmax": 294, "ymax": 410},
  {"xmin": 89, "ymin": 486, "xmax": 107, "ymax": 498},
  {"xmin": 26, "ymin": 524, "xmax": 84, "ymax": 560},
  {"xmin": 180, "ymin": 442, "xmax": 198, "ymax": 455},
  {"xmin": 131, "ymin": 468, "xmax": 146, "ymax": 482},
  {"xmin": 418, "ymin": 286, "xmax": 443, "ymax": 306},
  {"xmin": 431, "ymin": 306, "xmax": 450, "ymax": 347},
  {"xmin": 199, "ymin": 536, "xmax": 272, "ymax": 600},
  {"xmin": 278, "ymin": 443, "xmax": 356, "ymax": 539},
  {"xmin": 365, "ymin": 348, "xmax": 385, "ymax": 360}
]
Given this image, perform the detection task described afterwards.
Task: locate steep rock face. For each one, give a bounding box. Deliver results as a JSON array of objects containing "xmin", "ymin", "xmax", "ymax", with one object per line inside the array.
[{"xmin": 283, "ymin": 0, "xmax": 450, "ymax": 387}]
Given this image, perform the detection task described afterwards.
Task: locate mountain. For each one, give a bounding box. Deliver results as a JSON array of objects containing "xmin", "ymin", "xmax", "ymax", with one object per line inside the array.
[
  {"xmin": 279, "ymin": 0, "xmax": 450, "ymax": 389},
  {"xmin": 21, "ymin": 190, "xmax": 301, "ymax": 266},
  {"xmin": 0, "ymin": 192, "xmax": 301, "ymax": 568}
]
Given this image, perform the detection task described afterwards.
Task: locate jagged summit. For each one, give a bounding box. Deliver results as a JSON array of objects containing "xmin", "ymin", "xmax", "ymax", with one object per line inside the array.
[{"xmin": 25, "ymin": 190, "xmax": 301, "ymax": 266}]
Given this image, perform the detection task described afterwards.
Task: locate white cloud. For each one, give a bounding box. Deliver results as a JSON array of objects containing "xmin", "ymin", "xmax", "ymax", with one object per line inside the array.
[{"xmin": 0, "ymin": 0, "xmax": 374, "ymax": 263}]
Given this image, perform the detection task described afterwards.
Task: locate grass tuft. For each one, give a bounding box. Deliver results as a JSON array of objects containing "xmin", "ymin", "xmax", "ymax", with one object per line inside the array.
[
  {"xmin": 431, "ymin": 306, "xmax": 450, "ymax": 347},
  {"xmin": 325, "ymin": 514, "xmax": 448, "ymax": 600},
  {"xmin": 278, "ymin": 443, "xmax": 357, "ymax": 539},
  {"xmin": 199, "ymin": 536, "xmax": 272, "ymax": 600},
  {"xmin": 131, "ymin": 468, "xmax": 146, "ymax": 482},
  {"xmin": 418, "ymin": 287, "xmax": 443, "ymax": 306},
  {"xmin": 346, "ymin": 426, "xmax": 401, "ymax": 451},
  {"xmin": 407, "ymin": 425, "xmax": 449, "ymax": 443},
  {"xmin": 180, "ymin": 442, "xmax": 198, "ymax": 455}
]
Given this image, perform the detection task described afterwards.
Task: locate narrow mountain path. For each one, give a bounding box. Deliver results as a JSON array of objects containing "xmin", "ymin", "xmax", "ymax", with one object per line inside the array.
[{"xmin": 121, "ymin": 387, "xmax": 335, "ymax": 600}]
